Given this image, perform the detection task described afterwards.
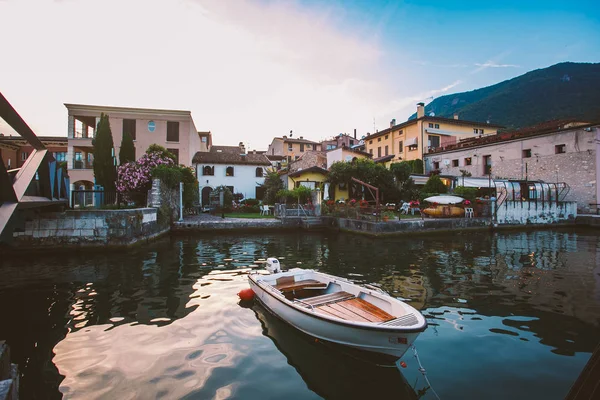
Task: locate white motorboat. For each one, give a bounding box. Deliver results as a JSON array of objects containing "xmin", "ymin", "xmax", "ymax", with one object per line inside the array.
[{"xmin": 248, "ymin": 258, "xmax": 427, "ymax": 363}]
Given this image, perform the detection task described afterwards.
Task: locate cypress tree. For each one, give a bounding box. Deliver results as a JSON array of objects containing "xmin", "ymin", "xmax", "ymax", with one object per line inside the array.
[
  {"xmin": 93, "ymin": 113, "xmax": 117, "ymax": 191},
  {"xmin": 119, "ymin": 131, "xmax": 136, "ymax": 165}
]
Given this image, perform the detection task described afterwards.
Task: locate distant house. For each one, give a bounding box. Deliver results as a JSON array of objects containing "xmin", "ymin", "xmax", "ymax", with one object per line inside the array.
[
  {"xmin": 267, "ymin": 135, "xmax": 321, "ymax": 165},
  {"xmin": 424, "ymin": 120, "xmax": 600, "ymax": 212},
  {"xmin": 321, "ymin": 132, "xmax": 360, "ymax": 151},
  {"xmin": 364, "ymin": 103, "xmax": 503, "ymax": 165},
  {"xmin": 64, "ymin": 103, "xmax": 208, "ymax": 190},
  {"xmin": 0, "ymin": 135, "xmax": 67, "ymax": 170},
  {"xmin": 193, "ymin": 143, "xmax": 271, "ymax": 206}
]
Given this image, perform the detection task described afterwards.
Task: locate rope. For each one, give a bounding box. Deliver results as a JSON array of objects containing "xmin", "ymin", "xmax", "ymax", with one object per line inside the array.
[{"xmin": 411, "ymin": 344, "xmax": 441, "ymax": 400}]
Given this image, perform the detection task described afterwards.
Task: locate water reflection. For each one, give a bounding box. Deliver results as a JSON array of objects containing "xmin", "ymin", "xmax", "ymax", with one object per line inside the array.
[
  {"xmin": 251, "ymin": 303, "xmax": 423, "ymax": 399},
  {"xmin": 0, "ymin": 230, "xmax": 599, "ymax": 399}
]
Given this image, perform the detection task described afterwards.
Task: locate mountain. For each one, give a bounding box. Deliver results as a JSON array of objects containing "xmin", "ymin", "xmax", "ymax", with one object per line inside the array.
[{"xmin": 409, "ymin": 62, "xmax": 600, "ymax": 129}]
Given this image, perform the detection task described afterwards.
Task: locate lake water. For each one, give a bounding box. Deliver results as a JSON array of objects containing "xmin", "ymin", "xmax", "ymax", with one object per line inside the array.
[{"xmin": 1, "ymin": 229, "xmax": 599, "ymax": 399}]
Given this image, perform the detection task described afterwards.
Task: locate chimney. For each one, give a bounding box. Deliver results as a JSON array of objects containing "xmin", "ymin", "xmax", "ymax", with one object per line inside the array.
[
  {"xmin": 390, "ymin": 118, "xmax": 396, "ymax": 128},
  {"xmin": 239, "ymin": 142, "xmax": 246, "ymax": 154},
  {"xmin": 299, "ymin": 136, "xmax": 303, "ymax": 139},
  {"xmin": 453, "ymin": 113, "xmax": 459, "ymax": 120},
  {"xmin": 353, "ymin": 128, "xmax": 356, "ymax": 139},
  {"xmin": 283, "ymin": 135, "xmax": 287, "ymax": 139},
  {"xmin": 416, "ymin": 103, "xmax": 425, "ymax": 119}
]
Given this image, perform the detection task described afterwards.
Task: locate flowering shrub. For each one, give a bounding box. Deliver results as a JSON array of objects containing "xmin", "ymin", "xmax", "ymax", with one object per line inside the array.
[
  {"xmin": 409, "ymin": 200, "xmax": 420, "ymax": 207},
  {"xmin": 359, "ymin": 199, "xmax": 369, "ymax": 208},
  {"xmin": 116, "ymin": 151, "xmax": 175, "ymax": 193},
  {"xmin": 326, "ymin": 200, "xmax": 335, "ymax": 206},
  {"xmin": 463, "ymin": 200, "xmax": 471, "ymax": 206},
  {"xmin": 348, "ymin": 199, "xmax": 357, "ymax": 207}
]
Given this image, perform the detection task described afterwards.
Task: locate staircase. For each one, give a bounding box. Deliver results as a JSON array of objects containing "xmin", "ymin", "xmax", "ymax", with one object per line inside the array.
[{"xmin": 301, "ymin": 217, "xmax": 324, "ymax": 230}]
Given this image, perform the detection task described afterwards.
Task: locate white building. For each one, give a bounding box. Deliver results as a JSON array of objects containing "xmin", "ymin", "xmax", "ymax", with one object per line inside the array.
[{"xmin": 193, "ymin": 143, "xmax": 271, "ymax": 206}]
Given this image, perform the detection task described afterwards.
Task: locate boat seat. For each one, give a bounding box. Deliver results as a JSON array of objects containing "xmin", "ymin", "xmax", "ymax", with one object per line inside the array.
[
  {"xmin": 300, "ymin": 291, "xmax": 355, "ymax": 307},
  {"xmin": 274, "ymin": 278, "xmax": 328, "ymax": 293}
]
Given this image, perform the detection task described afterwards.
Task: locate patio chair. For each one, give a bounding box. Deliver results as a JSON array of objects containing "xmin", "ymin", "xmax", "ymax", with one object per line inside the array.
[
  {"xmin": 260, "ymin": 205, "xmax": 271, "ymax": 215},
  {"xmin": 465, "ymin": 207, "xmax": 474, "ymax": 218}
]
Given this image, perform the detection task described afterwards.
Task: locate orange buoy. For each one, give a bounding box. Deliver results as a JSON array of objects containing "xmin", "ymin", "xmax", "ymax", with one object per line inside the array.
[
  {"xmin": 238, "ymin": 288, "xmax": 254, "ymax": 301},
  {"xmin": 400, "ymin": 361, "xmax": 407, "ymax": 368}
]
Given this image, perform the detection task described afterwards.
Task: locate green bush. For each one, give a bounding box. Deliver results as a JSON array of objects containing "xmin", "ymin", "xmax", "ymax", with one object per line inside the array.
[
  {"xmin": 454, "ymin": 186, "xmax": 478, "ymax": 201},
  {"xmin": 421, "ymin": 174, "xmax": 448, "ymax": 194},
  {"xmin": 151, "ymin": 164, "xmax": 199, "ymax": 209},
  {"xmin": 243, "ymin": 198, "xmax": 260, "ymax": 206}
]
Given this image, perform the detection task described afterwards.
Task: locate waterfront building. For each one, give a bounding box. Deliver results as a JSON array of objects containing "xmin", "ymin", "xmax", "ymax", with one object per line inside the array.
[
  {"xmin": 0, "ymin": 135, "xmax": 67, "ymax": 170},
  {"xmin": 364, "ymin": 103, "xmax": 503, "ymax": 164},
  {"xmin": 267, "ymin": 134, "xmax": 321, "ymax": 165},
  {"xmin": 424, "ymin": 120, "xmax": 600, "ymax": 213},
  {"xmin": 65, "ymin": 103, "xmax": 208, "ymax": 190},
  {"xmin": 194, "ymin": 143, "xmax": 271, "ymax": 206}
]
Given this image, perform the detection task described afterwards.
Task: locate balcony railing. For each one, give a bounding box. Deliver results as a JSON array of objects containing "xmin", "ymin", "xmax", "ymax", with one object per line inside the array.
[{"xmin": 73, "ymin": 159, "xmax": 93, "ymax": 169}]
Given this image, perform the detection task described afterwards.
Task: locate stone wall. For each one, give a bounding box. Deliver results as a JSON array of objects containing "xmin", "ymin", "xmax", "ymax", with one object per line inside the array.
[
  {"xmin": 495, "ymin": 201, "xmax": 577, "ymax": 225},
  {"xmin": 10, "ymin": 208, "xmax": 167, "ymax": 249}
]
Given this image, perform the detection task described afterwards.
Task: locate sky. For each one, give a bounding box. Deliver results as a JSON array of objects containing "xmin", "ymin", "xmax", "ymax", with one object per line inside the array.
[{"xmin": 0, "ymin": 0, "xmax": 598, "ymax": 149}]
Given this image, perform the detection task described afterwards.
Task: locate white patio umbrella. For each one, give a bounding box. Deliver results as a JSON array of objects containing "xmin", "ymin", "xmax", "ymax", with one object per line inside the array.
[{"xmin": 424, "ymin": 195, "xmax": 465, "ymax": 205}]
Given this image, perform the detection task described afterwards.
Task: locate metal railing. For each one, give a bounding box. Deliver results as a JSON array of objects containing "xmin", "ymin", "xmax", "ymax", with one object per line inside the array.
[{"xmin": 70, "ymin": 190, "xmax": 147, "ymax": 209}]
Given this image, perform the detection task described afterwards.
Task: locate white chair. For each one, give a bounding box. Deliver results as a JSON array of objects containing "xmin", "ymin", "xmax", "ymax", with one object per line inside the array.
[
  {"xmin": 465, "ymin": 207, "xmax": 474, "ymax": 218},
  {"xmin": 261, "ymin": 205, "xmax": 271, "ymax": 215}
]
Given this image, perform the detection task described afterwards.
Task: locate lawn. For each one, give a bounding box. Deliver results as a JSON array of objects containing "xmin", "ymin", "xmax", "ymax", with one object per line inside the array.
[{"xmin": 223, "ymin": 213, "xmax": 276, "ymax": 219}]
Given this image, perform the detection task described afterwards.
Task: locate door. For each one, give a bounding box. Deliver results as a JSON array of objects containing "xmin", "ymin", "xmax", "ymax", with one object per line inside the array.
[{"xmin": 201, "ymin": 186, "xmax": 213, "ymax": 206}]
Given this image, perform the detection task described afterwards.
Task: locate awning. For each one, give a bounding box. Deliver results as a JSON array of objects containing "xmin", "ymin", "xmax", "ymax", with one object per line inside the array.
[
  {"xmin": 458, "ymin": 177, "xmax": 494, "ymax": 188},
  {"xmin": 405, "ymin": 137, "xmax": 418, "ymax": 147}
]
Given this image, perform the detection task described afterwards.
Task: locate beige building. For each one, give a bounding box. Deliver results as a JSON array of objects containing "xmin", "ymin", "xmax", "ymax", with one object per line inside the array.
[
  {"xmin": 424, "ymin": 121, "xmax": 600, "ymax": 212},
  {"xmin": 65, "ymin": 104, "xmax": 208, "ymax": 188},
  {"xmin": 364, "ymin": 103, "xmax": 503, "ymax": 164},
  {"xmin": 267, "ymin": 135, "xmax": 321, "ymax": 165}
]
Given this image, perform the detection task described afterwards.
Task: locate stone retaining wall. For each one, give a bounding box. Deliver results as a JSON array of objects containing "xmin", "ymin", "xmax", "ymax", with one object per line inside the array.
[
  {"xmin": 10, "ymin": 208, "xmax": 167, "ymax": 249},
  {"xmin": 496, "ymin": 201, "xmax": 577, "ymax": 225},
  {"xmin": 172, "ymin": 218, "xmax": 301, "ymax": 232}
]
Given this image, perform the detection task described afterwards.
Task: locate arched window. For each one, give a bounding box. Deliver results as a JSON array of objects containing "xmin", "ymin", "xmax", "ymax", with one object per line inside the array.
[
  {"xmin": 226, "ymin": 166, "xmax": 234, "ymax": 176},
  {"xmin": 202, "ymin": 166, "xmax": 214, "ymax": 176},
  {"xmin": 255, "ymin": 167, "xmax": 263, "ymax": 177}
]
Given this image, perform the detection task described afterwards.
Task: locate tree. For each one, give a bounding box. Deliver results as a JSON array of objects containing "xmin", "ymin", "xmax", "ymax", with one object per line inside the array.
[
  {"xmin": 422, "ymin": 174, "xmax": 448, "ymax": 194},
  {"xmin": 327, "ymin": 159, "xmax": 399, "ymax": 203},
  {"xmin": 263, "ymin": 171, "xmax": 284, "ymax": 204},
  {"xmin": 93, "ymin": 113, "xmax": 117, "ymax": 191},
  {"xmin": 119, "ymin": 131, "xmax": 136, "ymax": 165}
]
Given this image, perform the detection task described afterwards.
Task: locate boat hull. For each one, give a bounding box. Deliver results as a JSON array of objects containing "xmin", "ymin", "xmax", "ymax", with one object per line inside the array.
[
  {"xmin": 422, "ymin": 205, "xmax": 465, "ymax": 218},
  {"xmin": 249, "ymin": 276, "xmax": 422, "ymax": 361}
]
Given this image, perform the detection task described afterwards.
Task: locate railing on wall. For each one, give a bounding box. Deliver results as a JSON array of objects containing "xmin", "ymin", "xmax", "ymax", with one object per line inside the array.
[{"xmin": 70, "ymin": 190, "xmax": 147, "ymax": 209}]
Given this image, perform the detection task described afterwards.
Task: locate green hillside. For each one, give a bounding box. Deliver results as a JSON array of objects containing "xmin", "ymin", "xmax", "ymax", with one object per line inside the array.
[{"xmin": 409, "ymin": 62, "xmax": 600, "ymax": 129}]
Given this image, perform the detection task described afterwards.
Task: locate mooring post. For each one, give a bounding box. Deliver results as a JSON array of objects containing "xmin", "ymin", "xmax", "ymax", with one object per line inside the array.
[{"xmin": 179, "ymin": 182, "xmax": 184, "ymax": 222}]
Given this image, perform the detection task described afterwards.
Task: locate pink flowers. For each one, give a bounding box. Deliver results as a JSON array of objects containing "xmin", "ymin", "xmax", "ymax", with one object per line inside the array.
[
  {"xmin": 117, "ymin": 151, "xmax": 175, "ymax": 193},
  {"xmin": 463, "ymin": 200, "xmax": 471, "ymax": 205}
]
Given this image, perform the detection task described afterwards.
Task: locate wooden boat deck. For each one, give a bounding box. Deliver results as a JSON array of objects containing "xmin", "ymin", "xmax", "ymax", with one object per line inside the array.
[
  {"xmin": 297, "ymin": 291, "xmax": 395, "ymax": 323},
  {"xmin": 274, "ymin": 277, "xmax": 328, "ymax": 292}
]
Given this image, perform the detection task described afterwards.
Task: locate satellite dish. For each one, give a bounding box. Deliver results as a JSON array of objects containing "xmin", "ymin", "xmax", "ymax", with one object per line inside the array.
[{"xmin": 429, "ymin": 111, "xmax": 435, "ymax": 117}]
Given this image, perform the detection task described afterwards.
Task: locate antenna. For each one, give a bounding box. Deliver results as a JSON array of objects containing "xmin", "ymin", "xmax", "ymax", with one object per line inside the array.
[{"xmin": 373, "ymin": 117, "xmax": 376, "ymax": 133}]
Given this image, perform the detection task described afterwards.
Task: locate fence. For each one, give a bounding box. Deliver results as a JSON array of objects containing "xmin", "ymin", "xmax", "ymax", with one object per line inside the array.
[{"xmin": 70, "ymin": 190, "xmax": 148, "ymax": 209}]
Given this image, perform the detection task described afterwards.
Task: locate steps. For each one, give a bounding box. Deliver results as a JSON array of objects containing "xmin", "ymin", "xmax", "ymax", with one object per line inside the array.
[{"xmin": 301, "ymin": 217, "xmax": 324, "ymax": 230}]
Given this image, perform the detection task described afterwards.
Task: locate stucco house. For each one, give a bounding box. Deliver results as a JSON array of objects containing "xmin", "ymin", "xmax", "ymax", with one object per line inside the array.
[
  {"xmin": 424, "ymin": 120, "xmax": 600, "ymax": 212},
  {"xmin": 267, "ymin": 135, "xmax": 321, "ymax": 164},
  {"xmin": 65, "ymin": 103, "xmax": 208, "ymax": 190},
  {"xmin": 194, "ymin": 143, "xmax": 271, "ymax": 206}
]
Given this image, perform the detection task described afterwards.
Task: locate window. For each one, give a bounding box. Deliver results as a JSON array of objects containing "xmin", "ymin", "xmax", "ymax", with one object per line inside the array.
[
  {"xmin": 306, "ymin": 144, "xmax": 312, "ymax": 150},
  {"xmin": 255, "ymin": 167, "xmax": 264, "ymax": 177},
  {"xmin": 167, "ymin": 121, "xmax": 179, "ymax": 142},
  {"xmin": 429, "ymin": 123, "xmax": 434, "ymax": 128},
  {"xmin": 464, "ymin": 157, "xmax": 472, "ymax": 166},
  {"xmin": 480, "ymin": 129, "xmax": 484, "ymax": 134},
  {"xmin": 433, "ymin": 161, "xmax": 440, "ymax": 169},
  {"xmin": 288, "ymin": 144, "xmax": 293, "ymax": 151},
  {"xmin": 385, "ymin": 145, "xmax": 389, "ymax": 156},
  {"xmin": 378, "ymin": 147, "xmax": 382, "ymax": 157},
  {"xmin": 369, "ymin": 140, "xmax": 373, "ymax": 145},
  {"xmin": 452, "ymin": 159, "xmax": 459, "ymax": 167},
  {"xmin": 326, "ymin": 144, "xmax": 336, "ymax": 150},
  {"xmin": 473, "ymin": 128, "xmax": 478, "ymax": 134},
  {"xmin": 398, "ymin": 141, "xmax": 403, "ymax": 152},
  {"xmin": 294, "ymin": 156, "xmax": 300, "ymax": 160},
  {"xmin": 555, "ymin": 144, "xmax": 566, "ymax": 154},
  {"xmin": 226, "ymin": 166, "xmax": 234, "ymax": 176},
  {"xmin": 123, "ymin": 119, "xmax": 136, "ymax": 140},
  {"xmin": 428, "ymin": 135, "xmax": 440, "ymax": 149},
  {"xmin": 385, "ymin": 135, "xmax": 389, "ymax": 140},
  {"xmin": 435, "ymin": 124, "xmax": 440, "ymax": 129},
  {"xmin": 523, "ymin": 149, "xmax": 532, "ymax": 158},
  {"xmin": 53, "ymin": 152, "xmax": 67, "ymax": 162},
  {"xmin": 21, "ymin": 152, "xmax": 28, "ymax": 161},
  {"xmin": 167, "ymin": 148, "xmax": 179, "ymax": 164},
  {"xmin": 300, "ymin": 143, "xmax": 305, "ymax": 152},
  {"xmin": 201, "ymin": 136, "xmax": 207, "ymax": 143},
  {"xmin": 369, "ymin": 149, "xmax": 373, "ymax": 155},
  {"xmin": 202, "ymin": 166, "xmax": 214, "ymax": 176},
  {"xmin": 349, "ymin": 140, "xmax": 354, "ymax": 146},
  {"xmin": 378, "ymin": 138, "xmax": 381, "ymax": 142}
]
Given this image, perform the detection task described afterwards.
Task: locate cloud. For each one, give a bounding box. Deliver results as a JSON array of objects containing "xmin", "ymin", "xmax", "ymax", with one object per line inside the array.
[{"xmin": 474, "ymin": 62, "xmax": 521, "ymax": 68}]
